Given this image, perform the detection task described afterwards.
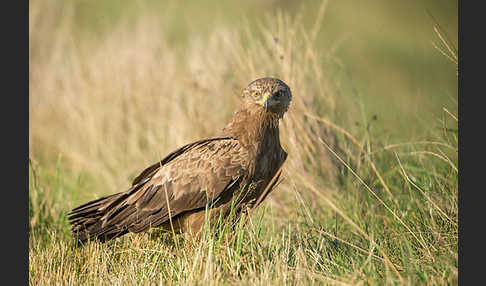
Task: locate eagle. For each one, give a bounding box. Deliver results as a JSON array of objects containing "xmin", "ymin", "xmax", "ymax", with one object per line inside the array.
[{"xmin": 68, "ymin": 77, "xmax": 292, "ymax": 243}]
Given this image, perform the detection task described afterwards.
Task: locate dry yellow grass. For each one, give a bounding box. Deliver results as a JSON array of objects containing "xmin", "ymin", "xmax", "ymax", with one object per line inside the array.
[
  {"xmin": 29, "ymin": 0, "xmax": 457, "ymax": 285},
  {"xmin": 29, "ymin": 0, "xmax": 344, "ymax": 200}
]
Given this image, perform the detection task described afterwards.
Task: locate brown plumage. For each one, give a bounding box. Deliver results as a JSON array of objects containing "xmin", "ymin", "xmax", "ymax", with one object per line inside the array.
[{"xmin": 68, "ymin": 77, "xmax": 292, "ymax": 243}]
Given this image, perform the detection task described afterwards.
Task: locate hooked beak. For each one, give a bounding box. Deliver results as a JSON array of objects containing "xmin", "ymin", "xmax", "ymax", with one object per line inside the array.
[{"xmin": 256, "ymin": 92, "xmax": 275, "ymax": 110}]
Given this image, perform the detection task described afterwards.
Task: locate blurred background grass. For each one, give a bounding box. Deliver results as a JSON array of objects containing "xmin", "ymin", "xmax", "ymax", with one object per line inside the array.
[
  {"xmin": 69, "ymin": 0, "xmax": 458, "ymax": 137},
  {"xmin": 30, "ymin": 0, "xmax": 457, "ymax": 139},
  {"xmin": 28, "ymin": 0, "xmax": 458, "ymax": 214},
  {"xmin": 29, "ymin": 0, "xmax": 457, "ymax": 190}
]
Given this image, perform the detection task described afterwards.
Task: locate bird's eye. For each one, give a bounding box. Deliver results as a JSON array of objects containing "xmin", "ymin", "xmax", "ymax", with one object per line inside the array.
[
  {"xmin": 275, "ymin": 91, "xmax": 282, "ymax": 98},
  {"xmin": 253, "ymin": 91, "xmax": 260, "ymax": 98}
]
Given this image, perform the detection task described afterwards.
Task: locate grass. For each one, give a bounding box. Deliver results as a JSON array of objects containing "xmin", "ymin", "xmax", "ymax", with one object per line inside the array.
[{"xmin": 29, "ymin": 0, "xmax": 457, "ymax": 285}]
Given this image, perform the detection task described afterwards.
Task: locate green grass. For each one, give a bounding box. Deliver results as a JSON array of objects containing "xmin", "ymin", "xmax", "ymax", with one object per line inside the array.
[
  {"xmin": 29, "ymin": 131, "xmax": 458, "ymax": 284},
  {"xmin": 29, "ymin": 0, "xmax": 457, "ymax": 284}
]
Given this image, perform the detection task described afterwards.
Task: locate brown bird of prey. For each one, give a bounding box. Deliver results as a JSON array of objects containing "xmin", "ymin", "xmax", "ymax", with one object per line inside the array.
[{"xmin": 68, "ymin": 77, "xmax": 292, "ymax": 243}]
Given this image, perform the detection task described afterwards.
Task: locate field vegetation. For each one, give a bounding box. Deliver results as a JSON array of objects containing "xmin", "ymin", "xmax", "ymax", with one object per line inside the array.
[{"xmin": 29, "ymin": 0, "xmax": 457, "ymax": 284}]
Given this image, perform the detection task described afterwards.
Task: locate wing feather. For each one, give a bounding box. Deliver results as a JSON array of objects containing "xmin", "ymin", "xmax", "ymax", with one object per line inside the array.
[{"xmin": 69, "ymin": 137, "xmax": 248, "ymax": 241}]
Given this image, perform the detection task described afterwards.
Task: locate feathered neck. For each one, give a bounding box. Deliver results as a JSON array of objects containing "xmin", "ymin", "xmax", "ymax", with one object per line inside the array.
[{"xmin": 222, "ymin": 103, "xmax": 281, "ymax": 152}]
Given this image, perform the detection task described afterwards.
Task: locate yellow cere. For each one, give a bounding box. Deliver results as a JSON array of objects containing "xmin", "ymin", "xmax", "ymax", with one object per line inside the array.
[{"xmin": 256, "ymin": 92, "xmax": 271, "ymax": 106}]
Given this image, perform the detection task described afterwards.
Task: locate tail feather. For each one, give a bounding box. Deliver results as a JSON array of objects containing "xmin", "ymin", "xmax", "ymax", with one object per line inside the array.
[{"xmin": 68, "ymin": 192, "xmax": 132, "ymax": 244}]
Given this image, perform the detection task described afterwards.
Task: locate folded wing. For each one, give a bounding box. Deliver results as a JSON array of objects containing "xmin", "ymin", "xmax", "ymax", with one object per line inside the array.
[{"xmin": 68, "ymin": 137, "xmax": 248, "ymax": 242}]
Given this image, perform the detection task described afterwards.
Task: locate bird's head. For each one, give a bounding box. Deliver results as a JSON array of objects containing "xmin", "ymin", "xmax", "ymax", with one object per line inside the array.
[{"xmin": 242, "ymin": 77, "xmax": 292, "ymax": 118}]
